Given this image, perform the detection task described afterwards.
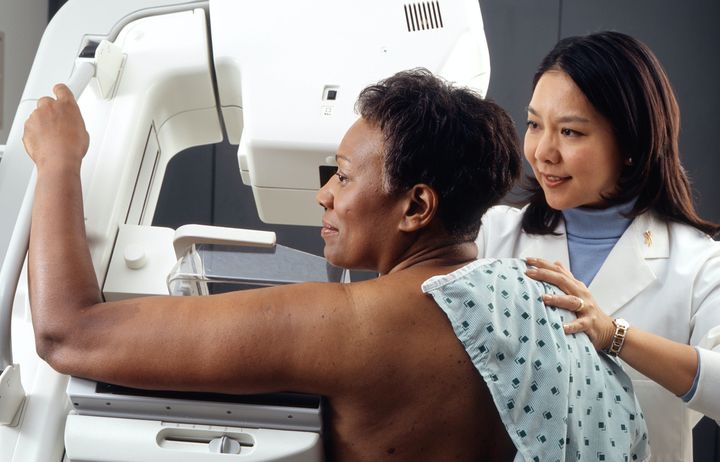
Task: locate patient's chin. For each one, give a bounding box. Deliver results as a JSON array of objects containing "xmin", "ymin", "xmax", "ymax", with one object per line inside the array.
[
  {"xmin": 324, "ymin": 249, "xmax": 355, "ymax": 273},
  {"xmin": 323, "ymin": 247, "xmax": 340, "ymax": 266}
]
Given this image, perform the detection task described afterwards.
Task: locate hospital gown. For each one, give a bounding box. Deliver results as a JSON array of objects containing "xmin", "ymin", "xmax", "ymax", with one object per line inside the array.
[{"xmin": 422, "ymin": 258, "xmax": 650, "ymax": 461}]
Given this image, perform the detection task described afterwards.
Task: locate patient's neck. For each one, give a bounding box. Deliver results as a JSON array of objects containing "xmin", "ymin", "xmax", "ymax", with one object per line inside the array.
[{"xmin": 385, "ymin": 238, "xmax": 477, "ymax": 275}]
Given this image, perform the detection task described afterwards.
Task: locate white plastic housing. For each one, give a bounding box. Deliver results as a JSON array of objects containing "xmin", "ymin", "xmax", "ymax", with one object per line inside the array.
[
  {"xmin": 65, "ymin": 414, "xmax": 323, "ymax": 462},
  {"xmin": 210, "ymin": 0, "xmax": 490, "ymax": 225}
]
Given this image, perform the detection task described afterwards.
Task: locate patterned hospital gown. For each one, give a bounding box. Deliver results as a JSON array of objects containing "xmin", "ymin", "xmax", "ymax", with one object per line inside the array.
[{"xmin": 422, "ymin": 258, "xmax": 650, "ymax": 462}]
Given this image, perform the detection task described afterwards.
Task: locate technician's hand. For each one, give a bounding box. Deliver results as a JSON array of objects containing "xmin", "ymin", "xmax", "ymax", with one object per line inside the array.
[
  {"xmin": 23, "ymin": 83, "xmax": 89, "ymax": 170},
  {"xmin": 525, "ymin": 257, "xmax": 615, "ymax": 351}
]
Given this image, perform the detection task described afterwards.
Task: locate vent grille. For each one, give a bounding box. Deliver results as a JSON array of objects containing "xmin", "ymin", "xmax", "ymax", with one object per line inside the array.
[{"xmin": 404, "ymin": 1, "xmax": 444, "ymax": 32}]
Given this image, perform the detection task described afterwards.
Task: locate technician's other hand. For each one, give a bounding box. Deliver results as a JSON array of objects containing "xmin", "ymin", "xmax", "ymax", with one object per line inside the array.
[
  {"xmin": 525, "ymin": 257, "xmax": 615, "ymax": 352},
  {"xmin": 23, "ymin": 83, "xmax": 89, "ymax": 170}
]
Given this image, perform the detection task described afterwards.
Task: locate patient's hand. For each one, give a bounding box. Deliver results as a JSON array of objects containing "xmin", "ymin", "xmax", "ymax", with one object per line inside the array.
[
  {"xmin": 23, "ymin": 83, "xmax": 89, "ymax": 170},
  {"xmin": 525, "ymin": 257, "xmax": 615, "ymax": 351}
]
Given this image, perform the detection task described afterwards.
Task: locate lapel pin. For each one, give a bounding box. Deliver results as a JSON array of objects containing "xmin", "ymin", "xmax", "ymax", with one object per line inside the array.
[{"xmin": 643, "ymin": 230, "xmax": 653, "ymax": 247}]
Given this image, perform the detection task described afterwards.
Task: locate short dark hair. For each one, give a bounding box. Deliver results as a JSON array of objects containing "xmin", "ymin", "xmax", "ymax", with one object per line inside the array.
[
  {"xmin": 522, "ymin": 31, "xmax": 719, "ymax": 236},
  {"xmin": 356, "ymin": 68, "xmax": 522, "ymax": 240}
]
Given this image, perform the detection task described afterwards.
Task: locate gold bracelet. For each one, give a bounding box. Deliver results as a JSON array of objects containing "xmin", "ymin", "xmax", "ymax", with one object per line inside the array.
[{"xmin": 607, "ymin": 318, "xmax": 630, "ymax": 357}]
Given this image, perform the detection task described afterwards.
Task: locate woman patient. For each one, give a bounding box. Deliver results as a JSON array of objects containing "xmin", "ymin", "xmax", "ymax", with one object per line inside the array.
[{"xmin": 23, "ymin": 68, "xmax": 648, "ymax": 460}]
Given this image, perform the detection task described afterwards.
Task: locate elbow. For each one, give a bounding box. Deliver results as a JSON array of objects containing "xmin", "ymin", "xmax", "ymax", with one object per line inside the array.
[
  {"xmin": 34, "ymin": 333, "xmax": 53, "ymax": 362},
  {"xmin": 34, "ymin": 334, "xmax": 67, "ymax": 373},
  {"xmin": 33, "ymin": 328, "xmax": 76, "ymax": 376},
  {"xmin": 29, "ymin": 295, "xmax": 98, "ymax": 374}
]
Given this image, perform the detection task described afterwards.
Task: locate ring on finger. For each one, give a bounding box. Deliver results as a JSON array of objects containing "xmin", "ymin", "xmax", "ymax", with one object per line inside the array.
[{"xmin": 576, "ymin": 296, "xmax": 585, "ymax": 312}]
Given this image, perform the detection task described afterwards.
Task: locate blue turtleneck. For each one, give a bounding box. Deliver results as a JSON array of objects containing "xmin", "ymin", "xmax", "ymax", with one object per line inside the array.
[{"xmin": 561, "ymin": 199, "xmax": 636, "ymax": 287}]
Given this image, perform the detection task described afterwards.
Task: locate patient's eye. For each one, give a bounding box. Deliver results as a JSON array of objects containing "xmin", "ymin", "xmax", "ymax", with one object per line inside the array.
[
  {"xmin": 526, "ymin": 120, "xmax": 539, "ymax": 130},
  {"xmin": 335, "ymin": 171, "xmax": 349, "ymax": 184}
]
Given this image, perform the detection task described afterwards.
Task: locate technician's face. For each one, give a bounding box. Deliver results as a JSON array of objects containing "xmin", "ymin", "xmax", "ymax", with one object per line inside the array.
[
  {"xmin": 524, "ymin": 70, "xmax": 624, "ymax": 210},
  {"xmin": 316, "ymin": 118, "xmax": 403, "ymax": 271}
]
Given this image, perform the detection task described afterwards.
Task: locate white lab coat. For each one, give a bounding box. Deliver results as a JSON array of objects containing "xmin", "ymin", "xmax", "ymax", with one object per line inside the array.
[{"xmin": 477, "ymin": 205, "xmax": 720, "ymax": 462}]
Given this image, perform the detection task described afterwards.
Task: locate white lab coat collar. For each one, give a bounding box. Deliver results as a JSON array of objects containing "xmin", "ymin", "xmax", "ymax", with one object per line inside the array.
[
  {"xmin": 517, "ymin": 219, "xmax": 571, "ymax": 267},
  {"xmin": 519, "ymin": 211, "xmax": 670, "ymax": 316},
  {"xmin": 591, "ymin": 212, "xmax": 669, "ymax": 316}
]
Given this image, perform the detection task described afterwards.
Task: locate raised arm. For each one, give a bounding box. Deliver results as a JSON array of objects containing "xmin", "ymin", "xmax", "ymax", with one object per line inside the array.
[{"xmin": 21, "ymin": 84, "xmax": 358, "ymax": 396}]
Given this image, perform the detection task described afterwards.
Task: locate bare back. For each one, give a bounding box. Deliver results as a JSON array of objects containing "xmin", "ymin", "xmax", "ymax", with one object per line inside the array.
[{"xmin": 322, "ymin": 267, "xmax": 515, "ymax": 461}]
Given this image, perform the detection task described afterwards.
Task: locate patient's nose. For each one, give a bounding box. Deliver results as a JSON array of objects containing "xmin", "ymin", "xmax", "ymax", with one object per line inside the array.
[{"xmin": 316, "ymin": 180, "xmax": 333, "ymax": 210}]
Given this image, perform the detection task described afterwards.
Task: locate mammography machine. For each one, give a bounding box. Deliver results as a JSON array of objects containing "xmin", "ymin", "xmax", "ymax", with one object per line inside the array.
[{"xmin": 0, "ymin": 1, "xmax": 490, "ymax": 460}]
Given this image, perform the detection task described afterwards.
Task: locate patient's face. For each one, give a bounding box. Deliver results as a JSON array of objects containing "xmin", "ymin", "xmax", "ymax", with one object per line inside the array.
[{"xmin": 316, "ymin": 118, "xmax": 404, "ymax": 271}]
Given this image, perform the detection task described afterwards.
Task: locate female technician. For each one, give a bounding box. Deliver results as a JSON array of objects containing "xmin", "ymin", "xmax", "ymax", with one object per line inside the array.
[{"xmin": 477, "ymin": 31, "xmax": 720, "ymax": 460}]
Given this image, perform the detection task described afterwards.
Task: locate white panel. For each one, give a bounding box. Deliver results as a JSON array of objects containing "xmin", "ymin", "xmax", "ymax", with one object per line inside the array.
[
  {"xmin": 66, "ymin": 415, "xmax": 323, "ymax": 462},
  {"xmin": 210, "ymin": 0, "xmax": 490, "ymax": 225},
  {"xmin": 103, "ymin": 225, "xmax": 177, "ymax": 301},
  {"xmin": 252, "ymin": 187, "xmax": 323, "ymax": 226}
]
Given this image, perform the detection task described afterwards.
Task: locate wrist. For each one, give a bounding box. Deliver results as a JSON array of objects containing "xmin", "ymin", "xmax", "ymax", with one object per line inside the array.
[
  {"xmin": 605, "ymin": 318, "xmax": 630, "ymax": 357},
  {"xmin": 35, "ymin": 156, "xmax": 83, "ymax": 175},
  {"xmin": 596, "ymin": 317, "xmax": 615, "ymax": 351}
]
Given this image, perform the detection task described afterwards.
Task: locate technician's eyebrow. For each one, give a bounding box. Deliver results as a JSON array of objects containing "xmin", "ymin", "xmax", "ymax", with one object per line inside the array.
[
  {"xmin": 556, "ymin": 115, "xmax": 590, "ymax": 124},
  {"xmin": 526, "ymin": 105, "xmax": 590, "ymax": 124}
]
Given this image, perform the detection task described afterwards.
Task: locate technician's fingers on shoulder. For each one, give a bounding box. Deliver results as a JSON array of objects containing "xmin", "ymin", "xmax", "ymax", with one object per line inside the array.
[
  {"xmin": 565, "ymin": 309, "xmax": 616, "ymax": 350},
  {"xmin": 563, "ymin": 317, "xmax": 589, "ymax": 335},
  {"xmin": 525, "ymin": 264, "xmax": 575, "ymax": 294},
  {"xmin": 526, "ymin": 258, "xmax": 592, "ymax": 293},
  {"xmin": 526, "ymin": 257, "xmax": 559, "ymax": 271},
  {"xmin": 541, "ymin": 293, "xmax": 592, "ymax": 314},
  {"xmin": 563, "ymin": 317, "xmax": 604, "ymax": 349},
  {"xmin": 552, "ymin": 260, "xmax": 573, "ymax": 275},
  {"xmin": 528, "ymin": 258, "xmax": 576, "ymax": 281}
]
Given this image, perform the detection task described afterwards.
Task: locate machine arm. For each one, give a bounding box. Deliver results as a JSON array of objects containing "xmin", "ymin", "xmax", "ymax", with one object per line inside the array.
[{"xmin": 0, "ymin": 0, "xmax": 207, "ymax": 426}]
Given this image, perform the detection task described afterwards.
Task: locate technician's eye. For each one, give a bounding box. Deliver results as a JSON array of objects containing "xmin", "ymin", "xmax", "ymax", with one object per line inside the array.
[
  {"xmin": 561, "ymin": 128, "xmax": 582, "ymax": 137},
  {"xmin": 526, "ymin": 120, "xmax": 539, "ymax": 130}
]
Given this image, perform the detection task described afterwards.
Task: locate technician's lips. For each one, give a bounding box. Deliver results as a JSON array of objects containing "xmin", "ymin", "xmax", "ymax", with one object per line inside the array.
[{"xmin": 541, "ymin": 173, "xmax": 571, "ymax": 188}]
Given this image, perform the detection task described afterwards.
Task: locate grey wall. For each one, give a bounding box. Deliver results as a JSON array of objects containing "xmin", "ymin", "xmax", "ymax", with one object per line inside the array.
[{"xmin": 0, "ymin": 0, "xmax": 48, "ymax": 144}]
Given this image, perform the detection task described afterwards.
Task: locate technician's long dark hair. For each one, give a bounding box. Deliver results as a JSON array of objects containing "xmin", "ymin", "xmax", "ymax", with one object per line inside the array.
[{"xmin": 521, "ymin": 31, "xmax": 720, "ymax": 237}]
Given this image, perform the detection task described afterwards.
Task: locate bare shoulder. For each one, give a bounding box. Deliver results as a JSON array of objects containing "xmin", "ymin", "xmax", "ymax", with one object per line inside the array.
[
  {"xmin": 343, "ymin": 268, "xmax": 450, "ymax": 327},
  {"xmin": 337, "ymin": 267, "xmax": 471, "ymax": 378}
]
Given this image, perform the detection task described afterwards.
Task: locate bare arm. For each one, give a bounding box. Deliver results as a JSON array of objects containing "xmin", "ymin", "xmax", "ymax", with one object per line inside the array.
[
  {"xmin": 22, "ymin": 84, "xmax": 360, "ymax": 397},
  {"xmin": 525, "ymin": 257, "xmax": 698, "ymax": 396}
]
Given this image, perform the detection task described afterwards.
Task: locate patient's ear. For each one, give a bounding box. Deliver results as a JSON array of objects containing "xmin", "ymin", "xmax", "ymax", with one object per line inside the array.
[{"xmin": 399, "ymin": 184, "xmax": 438, "ymax": 232}]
